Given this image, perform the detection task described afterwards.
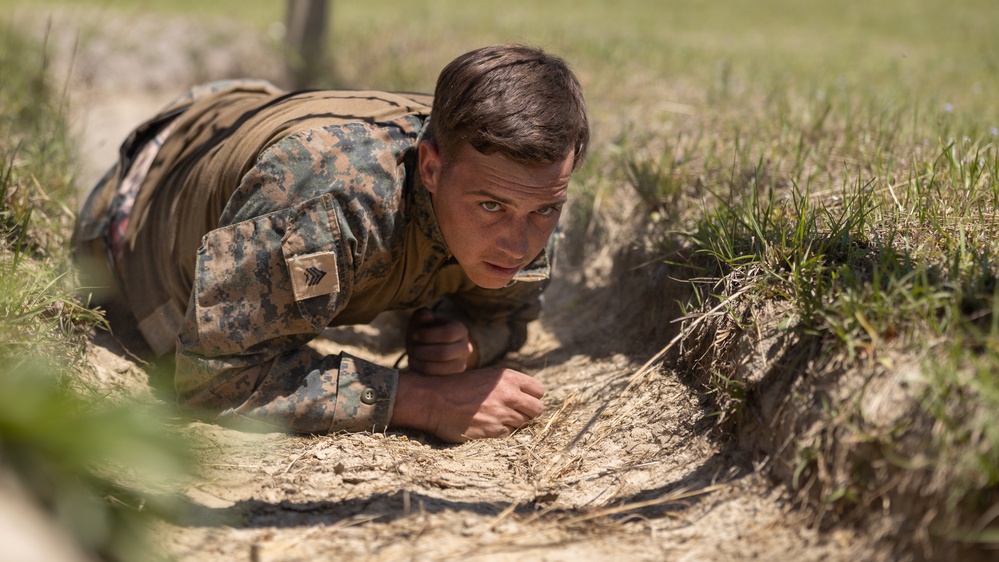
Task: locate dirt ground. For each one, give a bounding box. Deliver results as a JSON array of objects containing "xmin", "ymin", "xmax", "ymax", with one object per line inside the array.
[{"xmin": 27, "ymin": 7, "xmax": 895, "ymax": 561}]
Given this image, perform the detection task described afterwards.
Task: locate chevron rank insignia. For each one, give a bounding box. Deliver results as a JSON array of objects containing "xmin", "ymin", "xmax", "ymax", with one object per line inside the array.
[
  {"xmin": 304, "ymin": 266, "xmax": 326, "ymax": 286},
  {"xmin": 288, "ymin": 251, "xmax": 339, "ymax": 301}
]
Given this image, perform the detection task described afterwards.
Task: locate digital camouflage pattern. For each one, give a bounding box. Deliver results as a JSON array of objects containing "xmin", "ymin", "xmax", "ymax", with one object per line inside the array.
[{"xmin": 74, "ymin": 81, "xmax": 551, "ymax": 434}]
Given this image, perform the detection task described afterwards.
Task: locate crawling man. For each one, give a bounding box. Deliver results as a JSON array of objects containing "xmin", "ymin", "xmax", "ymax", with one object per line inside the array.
[{"xmin": 73, "ymin": 44, "xmax": 589, "ymax": 442}]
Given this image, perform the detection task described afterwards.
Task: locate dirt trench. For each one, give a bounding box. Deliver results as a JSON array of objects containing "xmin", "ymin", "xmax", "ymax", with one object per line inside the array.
[{"xmin": 33, "ymin": 7, "xmax": 895, "ymax": 561}]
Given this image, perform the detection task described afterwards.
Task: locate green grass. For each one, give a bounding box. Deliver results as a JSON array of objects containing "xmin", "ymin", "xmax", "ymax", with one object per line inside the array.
[
  {"xmin": 6, "ymin": 0, "xmax": 998, "ymax": 122},
  {"xmin": 619, "ymin": 32, "xmax": 999, "ymax": 551},
  {"xmin": 1, "ymin": 23, "xmax": 188, "ymax": 562},
  {"xmin": 1, "ymin": 19, "xmax": 84, "ymax": 359}
]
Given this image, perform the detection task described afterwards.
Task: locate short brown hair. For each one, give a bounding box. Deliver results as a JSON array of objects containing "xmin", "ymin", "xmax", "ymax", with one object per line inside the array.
[{"xmin": 424, "ymin": 44, "xmax": 589, "ymax": 171}]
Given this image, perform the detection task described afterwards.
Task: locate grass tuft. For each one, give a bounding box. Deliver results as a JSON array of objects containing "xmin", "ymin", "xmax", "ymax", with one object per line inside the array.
[{"xmin": 647, "ymin": 80, "xmax": 999, "ymax": 552}]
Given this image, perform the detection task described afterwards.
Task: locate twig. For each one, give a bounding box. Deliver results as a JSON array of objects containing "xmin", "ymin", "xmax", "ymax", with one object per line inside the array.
[
  {"xmin": 560, "ymin": 484, "xmax": 725, "ymax": 526},
  {"xmin": 282, "ymin": 451, "xmax": 307, "ymax": 474},
  {"xmin": 538, "ymin": 389, "xmax": 579, "ymax": 438}
]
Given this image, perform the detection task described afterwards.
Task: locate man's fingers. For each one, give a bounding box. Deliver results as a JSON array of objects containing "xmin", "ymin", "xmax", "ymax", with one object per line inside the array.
[
  {"xmin": 411, "ymin": 357, "xmax": 467, "ymax": 376},
  {"xmin": 513, "ymin": 393, "xmax": 544, "ymax": 421},
  {"xmin": 408, "ymin": 340, "xmax": 473, "ymax": 376},
  {"xmin": 397, "ymin": 367, "xmax": 546, "ymax": 442},
  {"xmin": 411, "ymin": 319, "xmax": 467, "ymax": 344},
  {"xmin": 505, "ymin": 408, "xmax": 534, "ymax": 429},
  {"xmin": 411, "ymin": 339, "xmax": 471, "ymax": 362},
  {"xmin": 463, "ymin": 407, "xmax": 536, "ymax": 440},
  {"xmin": 519, "ymin": 375, "xmax": 545, "ymax": 400},
  {"xmin": 405, "ymin": 311, "xmax": 474, "ymax": 375},
  {"xmin": 406, "ymin": 308, "xmax": 436, "ymax": 343}
]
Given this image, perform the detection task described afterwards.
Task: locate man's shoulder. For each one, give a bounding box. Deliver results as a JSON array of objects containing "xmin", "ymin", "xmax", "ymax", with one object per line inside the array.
[
  {"xmin": 224, "ymin": 116, "xmax": 420, "ymax": 225},
  {"xmin": 271, "ymin": 115, "xmax": 421, "ymax": 187},
  {"xmin": 216, "ymin": 88, "xmax": 430, "ymax": 225},
  {"xmin": 260, "ymin": 91, "xmax": 430, "ymax": 183},
  {"xmin": 277, "ymin": 89, "xmax": 432, "ymax": 126}
]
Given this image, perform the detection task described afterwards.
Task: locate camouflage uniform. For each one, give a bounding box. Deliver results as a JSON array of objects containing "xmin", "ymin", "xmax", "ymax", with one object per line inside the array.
[{"xmin": 73, "ymin": 81, "xmax": 551, "ymax": 434}]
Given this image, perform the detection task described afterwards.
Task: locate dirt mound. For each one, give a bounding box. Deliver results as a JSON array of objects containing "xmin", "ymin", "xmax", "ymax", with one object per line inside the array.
[{"xmin": 669, "ymin": 263, "xmax": 997, "ymax": 561}]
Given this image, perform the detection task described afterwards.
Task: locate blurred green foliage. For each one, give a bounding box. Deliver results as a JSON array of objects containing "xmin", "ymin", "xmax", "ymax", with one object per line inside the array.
[{"xmin": 1, "ymin": 22, "xmax": 189, "ymax": 562}]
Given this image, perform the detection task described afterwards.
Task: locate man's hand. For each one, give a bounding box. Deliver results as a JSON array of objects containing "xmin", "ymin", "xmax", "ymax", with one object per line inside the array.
[
  {"xmin": 390, "ymin": 368, "xmax": 545, "ymax": 443},
  {"xmin": 405, "ymin": 307, "xmax": 478, "ymax": 375}
]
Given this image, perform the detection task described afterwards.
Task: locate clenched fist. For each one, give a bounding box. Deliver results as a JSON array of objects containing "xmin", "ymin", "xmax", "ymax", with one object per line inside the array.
[{"xmin": 405, "ymin": 307, "xmax": 478, "ymax": 375}]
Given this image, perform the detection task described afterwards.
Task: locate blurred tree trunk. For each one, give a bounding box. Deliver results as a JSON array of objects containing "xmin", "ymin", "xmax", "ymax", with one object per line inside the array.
[{"xmin": 285, "ymin": 0, "xmax": 329, "ymax": 89}]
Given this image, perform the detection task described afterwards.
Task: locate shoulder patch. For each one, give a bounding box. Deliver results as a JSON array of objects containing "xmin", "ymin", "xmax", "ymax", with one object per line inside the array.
[{"xmin": 288, "ymin": 251, "xmax": 340, "ymax": 301}]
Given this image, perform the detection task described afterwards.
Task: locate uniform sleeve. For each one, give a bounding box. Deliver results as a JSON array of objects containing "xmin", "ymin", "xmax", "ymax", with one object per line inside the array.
[
  {"xmin": 172, "ymin": 175, "xmax": 397, "ymax": 434},
  {"xmin": 176, "ymin": 338, "xmax": 397, "ymax": 434}
]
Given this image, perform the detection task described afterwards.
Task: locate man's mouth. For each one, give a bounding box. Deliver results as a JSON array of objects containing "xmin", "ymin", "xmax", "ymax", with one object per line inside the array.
[{"xmin": 484, "ymin": 262, "xmax": 522, "ymax": 275}]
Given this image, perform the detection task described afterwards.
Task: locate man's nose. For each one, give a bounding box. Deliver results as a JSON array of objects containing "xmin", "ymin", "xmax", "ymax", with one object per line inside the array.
[{"xmin": 497, "ymin": 218, "xmax": 530, "ymax": 260}]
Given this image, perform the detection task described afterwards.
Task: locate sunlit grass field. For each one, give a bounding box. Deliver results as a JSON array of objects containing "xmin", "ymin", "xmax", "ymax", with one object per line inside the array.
[
  {"xmin": 2, "ymin": 0, "xmax": 999, "ymax": 555},
  {"xmin": 7, "ymin": 0, "xmax": 999, "ymax": 118}
]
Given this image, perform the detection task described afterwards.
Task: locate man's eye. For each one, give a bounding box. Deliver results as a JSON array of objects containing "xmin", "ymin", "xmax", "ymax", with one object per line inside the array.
[
  {"xmin": 480, "ymin": 201, "xmax": 502, "ymax": 212},
  {"xmin": 535, "ymin": 206, "xmax": 560, "ymax": 217}
]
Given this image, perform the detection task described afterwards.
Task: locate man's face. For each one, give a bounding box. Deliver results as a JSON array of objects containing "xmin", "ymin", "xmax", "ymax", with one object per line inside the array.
[{"xmin": 419, "ymin": 141, "xmax": 573, "ymax": 289}]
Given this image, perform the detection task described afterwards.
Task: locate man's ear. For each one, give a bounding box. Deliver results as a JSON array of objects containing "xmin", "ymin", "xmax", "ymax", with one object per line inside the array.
[{"xmin": 418, "ymin": 140, "xmax": 442, "ymax": 195}]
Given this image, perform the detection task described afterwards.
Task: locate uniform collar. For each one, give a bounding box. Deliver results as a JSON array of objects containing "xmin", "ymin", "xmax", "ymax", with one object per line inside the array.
[{"xmin": 407, "ymin": 127, "xmax": 450, "ymax": 255}]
